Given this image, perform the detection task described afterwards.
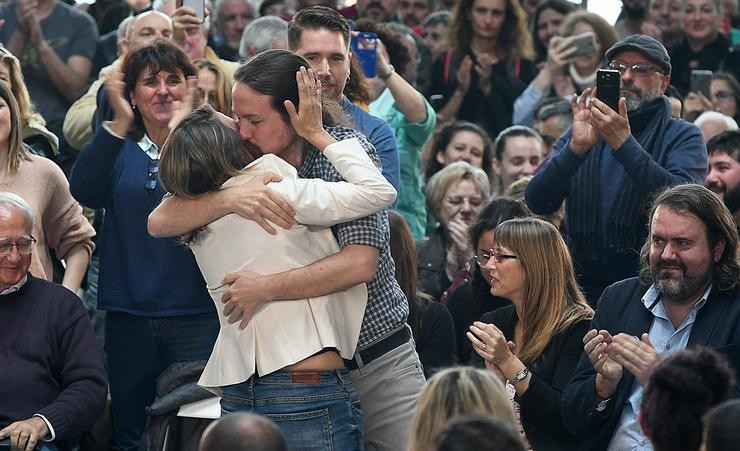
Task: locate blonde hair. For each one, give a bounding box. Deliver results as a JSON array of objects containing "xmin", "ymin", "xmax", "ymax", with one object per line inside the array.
[
  {"xmin": 193, "ymin": 58, "xmax": 233, "ymax": 117},
  {"xmin": 0, "ymin": 49, "xmax": 44, "ymax": 126},
  {"xmin": 408, "ymin": 367, "xmax": 516, "ymax": 451},
  {"xmin": 425, "ymin": 161, "xmax": 491, "ymax": 221},
  {"xmin": 494, "ymin": 218, "xmax": 593, "ymax": 364},
  {"xmin": 0, "ymin": 81, "xmax": 31, "ymax": 173}
]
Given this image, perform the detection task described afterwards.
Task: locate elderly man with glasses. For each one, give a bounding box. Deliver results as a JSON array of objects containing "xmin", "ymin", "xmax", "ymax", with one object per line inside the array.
[
  {"xmin": 0, "ymin": 192, "xmax": 106, "ymax": 451},
  {"xmin": 525, "ymin": 34, "xmax": 708, "ymax": 306}
]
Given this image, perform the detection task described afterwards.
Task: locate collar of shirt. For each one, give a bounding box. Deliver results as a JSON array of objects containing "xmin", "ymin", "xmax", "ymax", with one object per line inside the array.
[
  {"xmin": 0, "ymin": 275, "xmax": 28, "ymax": 295},
  {"xmin": 137, "ymin": 134, "xmax": 159, "ymax": 160},
  {"xmin": 642, "ymin": 283, "xmax": 712, "ymax": 318}
]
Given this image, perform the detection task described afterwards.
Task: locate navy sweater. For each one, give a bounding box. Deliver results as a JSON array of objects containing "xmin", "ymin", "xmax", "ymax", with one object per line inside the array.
[
  {"xmin": 70, "ymin": 127, "xmax": 214, "ymax": 316},
  {"xmin": 0, "ymin": 275, "xmax": 107, "ymax": 442}
]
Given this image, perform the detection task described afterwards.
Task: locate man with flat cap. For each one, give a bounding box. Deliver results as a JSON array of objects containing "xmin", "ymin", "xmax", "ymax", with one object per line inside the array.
[{"xmin": 525, "ymin": 35, "xmax": 708, "ymax": 306}]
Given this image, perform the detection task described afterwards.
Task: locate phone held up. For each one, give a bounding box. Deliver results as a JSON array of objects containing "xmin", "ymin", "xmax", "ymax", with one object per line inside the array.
[
  {"xmin": 561, "ymin": 31, "xmax": 598, "ymax": 59},
  {"xmin": 176, "ymin": 0, "xmax": 205, "ymax": 22},
  {"xmin": 690, "ymin": 70, "xmax": 713, "ymax": 99},
  {"xmin": 596, "ymin": 69, "xmax": 621, "ymax": 112},
  {"xmin": 351, "ymin": 31, "xmax": 378, "ymax": 78}
]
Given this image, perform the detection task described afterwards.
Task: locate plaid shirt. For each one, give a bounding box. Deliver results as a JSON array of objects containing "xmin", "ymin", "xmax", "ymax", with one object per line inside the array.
[{"xmin": 299, "ymin": 125, "xmax": 409, "ymax": 348}]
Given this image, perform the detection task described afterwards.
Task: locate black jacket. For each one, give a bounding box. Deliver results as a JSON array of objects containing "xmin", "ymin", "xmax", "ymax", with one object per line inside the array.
[
  {"xmin": 561, "ymin": 277, "xmax": 740, "ymax": 451},
  {"xmin": 477, "ymin": 305, "xmax": 590, "ymax": 450}
]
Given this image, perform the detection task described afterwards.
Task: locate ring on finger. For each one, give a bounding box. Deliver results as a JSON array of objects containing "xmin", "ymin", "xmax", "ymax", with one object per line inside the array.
[{"xmin": 482, "ymin": 343, "xmax": 487, "ymax": 351}]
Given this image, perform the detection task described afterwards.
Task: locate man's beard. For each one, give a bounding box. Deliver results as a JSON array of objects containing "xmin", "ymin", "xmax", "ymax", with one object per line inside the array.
[
  {"xmin": 652, "ymin": 260, "xmax": 713, "ymax": 304},
  {"xmin": 724, "ymin": 182, "xmax": 740, "ymax": 213},
  {"xmin": 362, "ymin": 1, "xmax": 391, "ymax": 21},
  {"xmin": 624, "ymin": 3, "xmax": 646, "ymax": 19},
  {"xmin": 242, "ymin": 140, "xmax": 263, "ymax": 159},
  {"xmin": 622, "ymin": 80, "xmax": 662, "ymax": 112}
]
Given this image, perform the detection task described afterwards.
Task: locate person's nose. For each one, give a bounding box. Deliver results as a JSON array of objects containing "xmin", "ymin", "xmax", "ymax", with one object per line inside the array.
[
  {"xmin": 620, "ymin": 68, "xmax": 634, "ymax": 84},
  {"xmin": 459, "ymin": 199, "xmax": 473, "ymax": 213},
  {"xmin": 660, "ymin": 242, "xmax": 678, "ymax": 261},
  {"xmin": 238, "ymin": 123, "xmax": 253, "ymax": 141},
  {"xmin": 484, "ymin": 255, "xmax": 497, "ymax": 271},
  {"xmin": 522, "ymin": 162, "xmax": 536, "ymax": 177},
  {"xmin": 313, "ymin": 58, "xmax": 330, "ymax": 77},
  {"xmin": 706, "ymin": 168, "xmax": 720, "ymax": 184},
  {"xmin": 156, "ymin": 79, "xmax": 168, "ymax": 95},
  {"xmin": 4, "ymin": 246, "xmax": 21, "ymax": 264}
]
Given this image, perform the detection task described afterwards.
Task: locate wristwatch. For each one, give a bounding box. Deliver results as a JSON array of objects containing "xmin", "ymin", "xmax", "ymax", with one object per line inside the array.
[
  {"xmin": 379, "ymin": 64, "xmax": 395, "ymax": 81},
  {"xmin": 509, "ymin": 367, "xmax": 529, "ymax": 386}
]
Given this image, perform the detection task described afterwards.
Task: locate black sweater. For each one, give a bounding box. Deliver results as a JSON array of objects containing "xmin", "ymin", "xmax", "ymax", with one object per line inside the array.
[{"xmin": 0, "ymin": 275, "xmax": 107, "ymax": 443}]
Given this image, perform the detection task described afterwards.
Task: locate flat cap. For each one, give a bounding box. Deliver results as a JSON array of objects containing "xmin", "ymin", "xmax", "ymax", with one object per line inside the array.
[{"xmin": 605, "ymin": 34, "xmax": 671, "ymax": 75}]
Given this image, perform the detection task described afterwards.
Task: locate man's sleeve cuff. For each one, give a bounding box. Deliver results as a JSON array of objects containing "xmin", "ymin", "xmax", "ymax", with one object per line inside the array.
[{"xmin": 33, "ymin": 414, "xmax": 56, "ymax": 442}]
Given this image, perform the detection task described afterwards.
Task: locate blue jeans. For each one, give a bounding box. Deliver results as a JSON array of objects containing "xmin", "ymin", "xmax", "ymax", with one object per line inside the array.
[
  {"xmin": 105, "ymin": 311, "xmax": 219, "ymax": 451},
  {"xmin": 221, "ymin": 369, "xmax": 364, "ymax": 451}
]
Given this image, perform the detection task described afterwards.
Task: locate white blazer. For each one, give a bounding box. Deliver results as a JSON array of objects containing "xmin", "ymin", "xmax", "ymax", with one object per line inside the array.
[{"xmin": 192, "ymin": 138, "xmax": 397, "ymax": 390}]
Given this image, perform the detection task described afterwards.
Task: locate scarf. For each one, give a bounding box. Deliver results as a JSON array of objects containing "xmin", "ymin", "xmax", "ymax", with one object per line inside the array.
[{"xmin": 569, "ymin": 96, "xmax": 673, "ymax": 262}]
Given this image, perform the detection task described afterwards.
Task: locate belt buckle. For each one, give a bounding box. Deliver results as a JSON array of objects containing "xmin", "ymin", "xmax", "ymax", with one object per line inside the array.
[{"xmin": 291, "ymin": 371, "xmax": 322, "ymax": 384}]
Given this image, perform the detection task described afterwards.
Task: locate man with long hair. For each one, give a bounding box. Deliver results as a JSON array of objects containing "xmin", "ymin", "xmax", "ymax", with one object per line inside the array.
[{"xmin": 562, "ymin": 184, "xmax": 740, "ymax": 451}]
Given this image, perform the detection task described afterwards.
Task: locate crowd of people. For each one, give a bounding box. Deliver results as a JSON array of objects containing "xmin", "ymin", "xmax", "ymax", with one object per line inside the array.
[{"xmin": 0, "ymin": 0, "xmax": 739, "ymax": 450}]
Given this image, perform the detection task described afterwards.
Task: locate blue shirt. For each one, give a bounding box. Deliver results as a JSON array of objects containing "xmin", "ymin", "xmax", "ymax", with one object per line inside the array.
[
  {"xmin": 606, "ymin": 284, "xmax": 712, "ymax": 451},
  {"xmin": 342, "ymin": 96, "xmax": 400, "ymax": 196}
]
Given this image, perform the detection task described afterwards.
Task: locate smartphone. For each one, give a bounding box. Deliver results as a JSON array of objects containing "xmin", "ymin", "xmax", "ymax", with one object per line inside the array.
[
  {"xmin": 562, "ymin": 31, "xmax": 598, "ymax": 59},
  {"xmin": 351, "ymin": 31, "xmax": 377, "ymax": 78},
  {"xmin": 597, "ymin": 69, "xmax": 621, "ymax": 112},
  {"xmin": 176, "ymin": 0, "xmax": 205, "ymax": 22},
  {"xmin": 690, "ymin": 70, "xmax": 713, "ymax": 98}
]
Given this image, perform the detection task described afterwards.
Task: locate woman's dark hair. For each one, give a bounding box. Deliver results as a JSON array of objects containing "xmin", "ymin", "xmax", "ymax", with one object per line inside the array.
[
  {"xmin": 436, "ymin": 414, "xmax": 526, "ymax": 451},
  {"xmin": 448, "ymin": 0, "xmax": 534, "ymax": 62},
  {"xmin": 468, "ymin": 197, "xmax": 530, "ymax": 314},
  {"xmin": 531, "ymin": 0, "xmax": 576, "ymax": 63},
  {"xmin": 235, "ymin": 49, "xmax": 348, "ymax": 127},
  {"xmin": 703, "ymin": 399, "xmax": 740, "ymax": 451},
  {"xmin": 344, "ymin": 56, "xmax": 373, "ymax": 106},
  {"xmin": 121, "ymin": 39, "xmax": 197, "ymax": 141},
  {"xmin": 159, "ymin": 105, "xmax": 246, "ymax": 198},
  {"xmin": 388, "ymin": 210, "xmax": 432, "ymax": 340},
  {"xmin": 641, "ymin": 347, "xmax": 736, "ymax": 451},
  {"xmin": 424, "ymin": 121, "xmax": 494, "ymax": 181}
]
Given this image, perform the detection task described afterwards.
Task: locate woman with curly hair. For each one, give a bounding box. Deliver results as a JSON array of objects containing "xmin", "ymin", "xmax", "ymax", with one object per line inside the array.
[{"xmin": 429, "ymin": 0, "xmax": 536, "ymax": 138}]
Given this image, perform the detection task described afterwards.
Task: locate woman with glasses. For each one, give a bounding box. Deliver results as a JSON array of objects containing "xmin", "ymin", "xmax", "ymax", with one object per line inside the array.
[
  {"xmin": 416, "ymin": 161, "xmax": 490, "ymax": 302},
  {"xmin": 192, "ymin": 59, "xmax": 233, "ymax": 117},
  {"xmin": 0, "ymin": 48, "xmax": 59, "ymax": 158},
  {"xmin": 0, "ymin": 82, "xmax": 93, "ymax": 292},
  {"xmin": 429, "ymin": 0, "xmax": 536, "ymax": 139},
  {"xmin": 468, "ymin": 217, "xmax": 593, "ymax": 450},
  {"xmin": 446, "ymin": 197, "xmax": 530, "ymax": 364},
  {"xmin": 69, "ymin": 40, "xmax": 219, "ymax": 451},
  {"xmin": 685, "ymin": 71, "xmax": 740, "ymax": 123}
]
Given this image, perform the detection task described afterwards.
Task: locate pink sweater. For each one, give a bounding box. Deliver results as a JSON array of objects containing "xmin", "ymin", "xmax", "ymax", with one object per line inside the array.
[{"xmin": 3, "ymin": 155, "xmax": 95, "ymax": 281}]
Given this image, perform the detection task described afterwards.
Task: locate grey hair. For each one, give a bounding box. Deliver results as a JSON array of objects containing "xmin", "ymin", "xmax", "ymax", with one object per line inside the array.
[
  {"xmin": 118, "ymin": 16, "xmax": 135, "ymax": 45},
  {"xmin": 694, "ymin": 111, "xmax": 740, "ymax": 131},
  {"xmin": 0, "ymin": 192, "xmax": 35, "ymax": 232},
  {"xmin": 239, "ymin": 15, "xmax": 287, "ymax": 58},
  {"xmin": 680, "ymin": 0, "xmax": 722, "ymax": 11},
  {"xmin": 212, "ymin": 0, "xmax": 255, "ymax": 28},
  {"xmin": 421, "ymin": 10, "xmax": 452, "ymax": 28}
]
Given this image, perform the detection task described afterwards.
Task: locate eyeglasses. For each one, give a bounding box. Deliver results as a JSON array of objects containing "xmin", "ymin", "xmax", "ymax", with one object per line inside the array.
[
  {"xmin": 145, "ymin": 159, "xmax": 159, "ymax": 191},
  {"xmin": 713, "ymin": 90, "xmax": 735, "ymax": 103},
  {"xmin": 474, "ymin": 249, "xmax": 518, "ymax": 267},
  {"xmin": 607, "ymin": 61, "xmax": 663, "ymax": 77},
  {"xmin": 0, "ymin": 236, "xmax": 36, "ymax": 255},
  {"xmin": 444, "ymin": 196, "xmax": 484, "ymax": 208}
]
